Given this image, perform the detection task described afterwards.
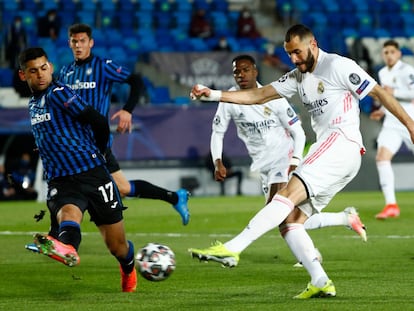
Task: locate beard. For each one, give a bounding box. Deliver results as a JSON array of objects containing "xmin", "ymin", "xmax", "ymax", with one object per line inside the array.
[{"xmin": 297, "ymin": 48, "xmax": 315, "ymax": 73}]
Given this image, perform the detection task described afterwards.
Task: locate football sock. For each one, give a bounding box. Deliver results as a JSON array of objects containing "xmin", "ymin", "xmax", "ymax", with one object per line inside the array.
[
  {"xmin": 117, "ymin": 240, "xmax": 135, "ymax": 274},
  {"xmin": 224, "ymin": 194, "xmax": 294, "ymax": 253},
  {"xmin": 304, "ymin": 212, "xmax": 348, "ymax": 230},
  {"xmin": 281, "ymin": 223, "xmax": 328, "ymax": 288},
  {"xmin": 376, "ymin": 160, "xmax": 396, "ymax": 204},
  {"xmin": 58, "ymin": 221, "xmax": 81, "ymax": 251},
  {"xmin": 128, "ymin": 180, "xmax": 178, "ymax": 205}
]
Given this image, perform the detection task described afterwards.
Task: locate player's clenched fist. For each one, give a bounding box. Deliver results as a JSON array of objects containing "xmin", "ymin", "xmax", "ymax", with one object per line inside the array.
[{"xmin": 190, "ymin": 84, "xmax": 222, "ymax": 102}]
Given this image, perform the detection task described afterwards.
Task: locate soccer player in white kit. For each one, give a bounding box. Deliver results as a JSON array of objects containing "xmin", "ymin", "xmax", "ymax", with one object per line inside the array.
[
  {"xmin": 189, "ymin": 24, "xmax": 414, "ymax": 299},
  {"xmin": 212, "ymin": 55, "xmax": 367, "ymax": 244},
  {"xmin": 370, "ymin": 39, "xmax": 414, "ymax": 219}
]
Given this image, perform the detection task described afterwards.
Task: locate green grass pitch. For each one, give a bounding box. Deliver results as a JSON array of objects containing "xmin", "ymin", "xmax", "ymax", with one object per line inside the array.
[{"xmin": 0, "ymin": 191, "xmax": 413, "ymax": 310}]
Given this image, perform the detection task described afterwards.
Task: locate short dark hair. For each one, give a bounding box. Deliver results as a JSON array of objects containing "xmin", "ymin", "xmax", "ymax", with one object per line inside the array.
[
  {"xmin": 232, "ymin": 54, "xmax": 256, "ymax": 66},
  {"xmin": 383, "ymin": 39, "xmax": 399, "ymax": 50},
  {"xmin": 68, "ymin": 23, "xmax": 92, "ymax": 38},
  {"xmin": 18, "ymin": 47, "xmax": 48, "ymax": 70},
  {"xmin": 285, "ymin": 24, "xmax": 314, "ymax": 43}
]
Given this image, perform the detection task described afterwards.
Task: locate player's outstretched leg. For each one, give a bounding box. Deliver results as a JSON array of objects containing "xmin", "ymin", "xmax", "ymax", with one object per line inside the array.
[
  {"xmin": 173, "ymin": 188, "xmax": 190, "ymax": 225},
  {"xmin": 27, "ymin": 233, "xmax": 80, "ymax": 267},
  {"xmin": 189, "ymin": 240, "xmax": 240, "ymax": 267},
  {"xmin": 375, "ymin": 203, "xmax": 400, "ymax": 219},
  {"xmin": 294, "ymin": 280, "xmax": 336, "ymax": 299},
  {"xmin": 120, "ymin": 265, "xmax": 137, "ymax": 292}
]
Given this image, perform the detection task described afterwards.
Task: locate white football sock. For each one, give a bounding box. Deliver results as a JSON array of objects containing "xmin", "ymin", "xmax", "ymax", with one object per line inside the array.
[
  {"xmin": 304, "ymin": 212, "xmax": 347, "ymax": 230},
  {"xmin": 282, "ymin": 223, "xmax": 328, "ymax": 287},
  {"xmin": 224, "ymin": 194, "xmax": 294, "ymax": 253},
  {"xmin": 377, "ymin": 160, "xmax": 396, "ymax": 204}
]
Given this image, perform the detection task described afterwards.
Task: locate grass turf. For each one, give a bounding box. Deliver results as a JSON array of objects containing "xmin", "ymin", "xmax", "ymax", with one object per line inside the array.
[{"xmin": 0, "ymin": 191, "xmax": 413, "ymax": 310}]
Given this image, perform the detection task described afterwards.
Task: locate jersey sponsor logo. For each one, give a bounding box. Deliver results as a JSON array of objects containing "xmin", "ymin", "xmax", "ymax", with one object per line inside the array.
[
  {"xmin": 349, "ymin": 73, "xmax": 361, "ymax": 85},
  {"xmin": 305, "ymin": 98, "xmax": 328, "ymax": 117},
  {"xmin": 240, "ymin": 119, "xmax": 277, "ymax": 134},
  {"xmin": 69, "ymin": 80, "xmax": 97, "ymax": 90},
  {"xmin": 356, "ymin": 79, "xmax": 370, "ymax": 94},
  {"xmin": 31, "ymin": 113, "xmax": 51, "ymax": 125}
]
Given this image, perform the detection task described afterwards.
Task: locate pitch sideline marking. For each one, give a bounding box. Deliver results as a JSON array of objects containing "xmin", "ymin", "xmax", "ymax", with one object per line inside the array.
[{"xmin": 1, "ymin": 231, "xmax": 414, "ymax": 239}]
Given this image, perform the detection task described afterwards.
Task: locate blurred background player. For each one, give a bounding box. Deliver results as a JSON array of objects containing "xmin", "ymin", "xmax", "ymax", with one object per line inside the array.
[
  {"xmin": 58, "ymin": 23, "xmax": 189, "ymax": 225},
  {"xmin": 370, "ymin": 39, "xmax": 414, "ymax": 219},
  {"xmin": 20, "ymin": 47, "xmax": 137, "ymax": 292}
]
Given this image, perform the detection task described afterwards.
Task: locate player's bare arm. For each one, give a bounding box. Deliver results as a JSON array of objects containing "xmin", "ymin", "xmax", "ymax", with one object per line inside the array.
[
  {"xmin": 111, "ymin": 109, "xmax": 132, "ymax": 134},
  {"xmin": 214, "ymin": 158, "xmax": 227, "ymax": 181},
  {"xmin": 370, "ymin": 84, "xmax": 414, "ymax": 142},
  {"xmin": 190, "ymin": 84, "xmax": 281, "ymax": 104}
]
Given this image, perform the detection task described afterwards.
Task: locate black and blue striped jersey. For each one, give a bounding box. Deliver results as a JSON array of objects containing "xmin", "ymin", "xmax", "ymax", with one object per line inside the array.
[
  {"xmin": 58, "ymin": 54, "xmax": 131, "ymax": 119},
  {"xmin": 29, "ymin": 80, "xmax": 106, "ymax": 180}
]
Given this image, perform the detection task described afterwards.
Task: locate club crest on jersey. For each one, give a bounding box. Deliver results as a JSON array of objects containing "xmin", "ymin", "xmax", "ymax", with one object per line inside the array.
[
  {"xmin": 264, "ymin": 106, "xmax": 271, "ymax": 117},
  {"xmin": 287, "ymin": 107, "xmax": 294, "ymax": 118},
  {"xmin": 349, "ymin": 73, "xmax": 361, "ymax": 85},
  {"xmin": 317, "ymin": 81, "xmax": 324, "ymax": 94},
  {"xmin": 86, "ymin": 68, "xmax": 92, "ymax": 75}
]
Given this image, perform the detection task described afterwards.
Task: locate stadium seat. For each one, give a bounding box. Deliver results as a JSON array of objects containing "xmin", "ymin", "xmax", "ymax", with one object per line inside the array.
[
  {"xmin": 76, "ymin": 11, "xmax": 96, "ymax": 26},
  {"xmin": 21, "ymin": 0, "xmax": 39, "ymax": 11},
  {"xmin": 137, "ymin": 0, "xmax": 154, "ymax": 11},
  {"xmin": 175, "ymin": 0, "xmax": 192, "ymax": 12},
  {"xmin": 100, "ymin": 0, "xmax": 116, "ymax": 11},
  {"xmin": 150, "ymin": 86, "xmax": 171, "ymax": 105},
  {"xmin": 0, "ymin": 68, "xmax": 14, "ymax": 87},
  {"xmin": 135, "ymin": 12, "xmax": 153, "ymax": 29}
]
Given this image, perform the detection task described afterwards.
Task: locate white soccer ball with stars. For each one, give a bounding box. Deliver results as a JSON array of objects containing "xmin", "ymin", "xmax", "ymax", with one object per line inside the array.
[{"xmin": 135, "ymin": 243, "xmax": 176, "ymax": 281}]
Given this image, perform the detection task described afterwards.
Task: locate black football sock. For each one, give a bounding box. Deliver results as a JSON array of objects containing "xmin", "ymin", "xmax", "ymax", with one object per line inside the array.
[
  {"xmin": 58, "ymin": 221, "xmax": 81, "ymax": 251},
  {"xmin": 127, "ymin": 180, "xmax": 178, "ymax": 205},
  {"xmin": 118, "ymin": 240, "xmax": 135, "ymax": 274}
]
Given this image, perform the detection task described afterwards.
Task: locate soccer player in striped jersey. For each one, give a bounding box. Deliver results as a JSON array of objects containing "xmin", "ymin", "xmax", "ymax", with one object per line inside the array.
[
  {"xmin": 190, "ymin": 24, "xmax": 414, "ymax": 298},
  {"xmin": 58, "ymin": 23, "xmax": 189, "ymax": 225},
  {"xmin": 20, "ymin": 47, "xmax": 137, "ymax": 292}
]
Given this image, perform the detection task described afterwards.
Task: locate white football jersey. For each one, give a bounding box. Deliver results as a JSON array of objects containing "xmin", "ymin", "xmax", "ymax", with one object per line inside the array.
[
  {"xmin": 378, "ymin": 60, "xmax": 414, "ymax": 130},
  {"xmin": 211, "ymin": 82, "xmax": 305, "ymax": 172},
  {"xmin": 271, "ymin": 49, "xmax": 377, "ymax": 146}
]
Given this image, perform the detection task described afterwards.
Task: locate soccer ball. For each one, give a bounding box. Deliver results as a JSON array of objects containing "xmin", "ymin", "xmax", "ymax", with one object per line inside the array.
[{"xmin": 135, "ymin": 243, "xmax": 176, "ymax": 281}]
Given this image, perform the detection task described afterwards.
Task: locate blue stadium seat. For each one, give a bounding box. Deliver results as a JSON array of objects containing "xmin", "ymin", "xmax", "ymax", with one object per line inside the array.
[
  {"xmin": 193, "ymin": 0, "xmax": 210, "ymax": 10},
  {"xmin": 154, "ymin": 11, "xmax": 173, "ymax": 29},
  {"xmin": 118, "ymin": 0, "xmax": 136, "ymax": 11},
  {"xmin": 137, "ymin": 0, "xmax": 154, "ymax": 11},
  {"xmin": 21, "ymin": 0, "xmax": 39, "ymax": 11},
  {"xmin": 135, "ymin": 12, "xmax": 154, "ymax": 29},
  {"xmin": 0, "ymin": 68, "xmax": 14, "ymax": 87},
  {"xmin": 76, "ymin": 11, "xmax": 96, "ymax": 26},
  {"xmin": 100, "ymin": 0, "xmax": 116, "ymax": 11},
  {"xmin": 211, "ymin": 0, "xmax": 229, "ymax": 12},
  {"xmin": 175, "ymin": 0, "xmax": 192, "ymax": 12},
  {"xmin": 150, "ymin": 86, "xmax": 171, "ymax": 105}
]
